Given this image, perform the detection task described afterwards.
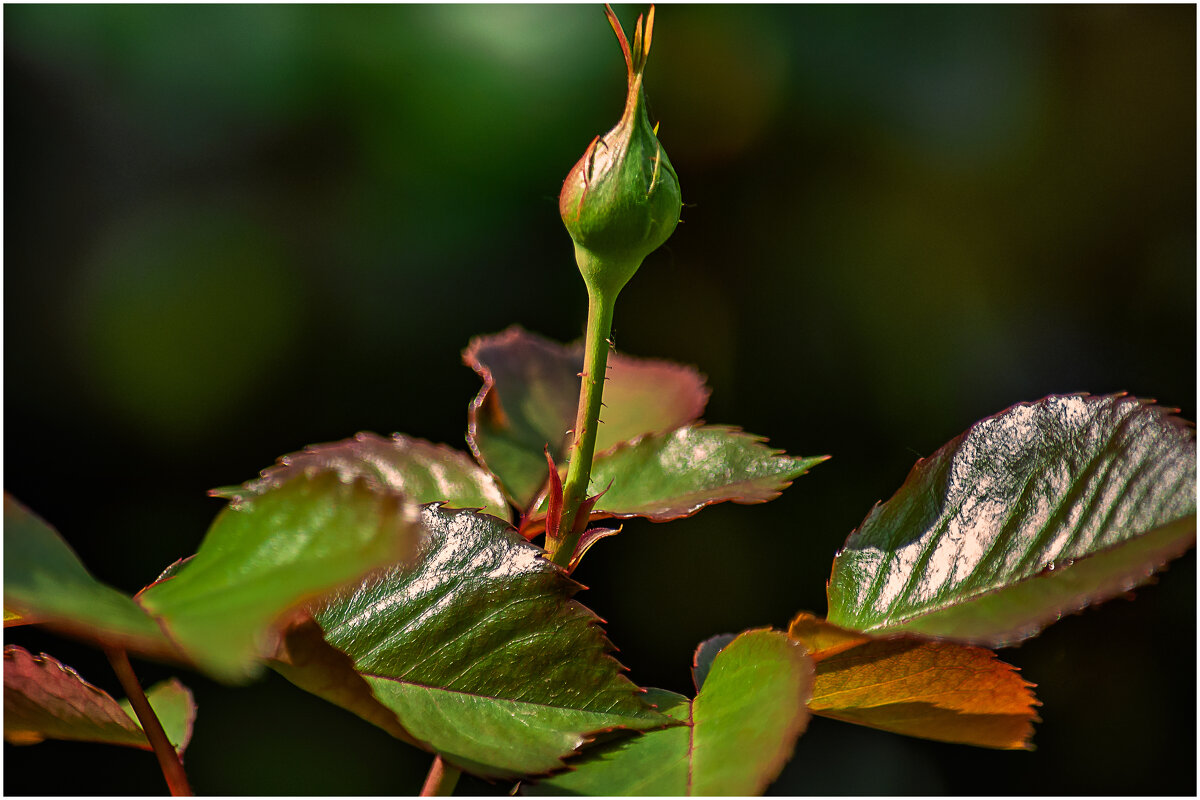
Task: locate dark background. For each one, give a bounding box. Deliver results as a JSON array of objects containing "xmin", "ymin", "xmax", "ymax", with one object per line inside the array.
[{"xmin": 5, "ymin": 4, "xmax": 1195, "ymax": 795}]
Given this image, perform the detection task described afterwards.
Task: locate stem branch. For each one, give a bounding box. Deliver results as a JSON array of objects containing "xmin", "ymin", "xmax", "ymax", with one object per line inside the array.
[
  {"xmin": 420, "ymin": 754, "xmax": 462, "ymax": 796},
  {"xmin": 105, "ymin": 647, "xmax": 192, "ymax": 796},
  {"xmin": 549, "ymin": 290, "xmax": 616, "ymax": 567}
]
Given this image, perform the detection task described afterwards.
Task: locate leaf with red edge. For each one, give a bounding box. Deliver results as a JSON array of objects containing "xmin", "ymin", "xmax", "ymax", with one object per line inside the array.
[
  {"xmin": 4, "ymin": 646, "xmax": 195, "ymax": 754},
  {"xmin": 523, "ymin": 426, "xmax": 826, "ymax": 544},
  {"xmin": 595, "ymin": 341, "xmax": 710, "ymax": 454},
  {"xmin": 788, "ymin": 613, "xmax": 1039, "ymax": 750},
  {"xmin": 464, "ymin": 326, "xmax": 708, "ymax": 508},
  {"xmin": 281, "ymin": 504, "xmax": 667, "ymax": 779},
  {"xmin": 584, "ymin": 425, "xmax": 827, "ymax": 521},
  {"xmin": 464, "ymin": 327, "xmax": 584, "ymax": 508},
  {"xmin": 827, "ymin": 394, "xmax": 1196, "ymax": 646},
  {"xmin": 212, "ymin": 431, "xmax": 510, "ymax": 522}
]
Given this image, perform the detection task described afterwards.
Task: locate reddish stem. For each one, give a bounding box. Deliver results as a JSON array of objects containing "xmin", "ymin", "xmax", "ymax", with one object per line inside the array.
[
  {"xmin": 420, "ymin": 754, "xmax": 461, "ymax": 796},
  {"xmin": 105, "ymin": 648, "xmax": 192, "ymax": 796}
]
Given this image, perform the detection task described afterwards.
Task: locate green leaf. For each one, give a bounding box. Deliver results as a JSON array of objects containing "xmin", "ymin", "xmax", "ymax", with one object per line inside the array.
[
  {"xmin": 269, "ymin": 613, "xmax": 420, "ymax": 747},
  {"xmin": 527, "ymin": 689, "xmax": 693, "ymax": 796},
  {"xmin": 527, "ymin": 629, "xmax": 814, "ymax": 796},
  {"xmin": 464, "ymin": 326, "xmax": 708, "ymax": 508},
  {"xmin": 117, "ymin": 677, "xmax": 197, "ymax": 754},
  {"xmin": 292, "ymin": 504, "xmax": 667, "ymax": 779},
  {"xmin": 585, "ymin": 426, "xmax": 827, "ymax": 521},
  {"xmin": 827, "ymin": 394, "xmax": 1196, "ymax": 646},
  {"xmin": 139, "ymin": 471, "xmax": 420, "ymax": 682},
  {"xmin": 4, "ymin": 645, "xmax": 195, "ymax": 754},
  {"xmin": 3, "ymin": 494, "xmax": 176, "ymax": 660},
  {"xmin": 212, "ymin": 432, "xmax": 511, "ymax": 522}
]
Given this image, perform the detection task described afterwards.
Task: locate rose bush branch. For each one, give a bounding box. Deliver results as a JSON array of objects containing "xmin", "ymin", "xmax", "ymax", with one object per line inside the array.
[{"xmin": 549, "ymin": 5, "xmax": 681, "ymax": 566}]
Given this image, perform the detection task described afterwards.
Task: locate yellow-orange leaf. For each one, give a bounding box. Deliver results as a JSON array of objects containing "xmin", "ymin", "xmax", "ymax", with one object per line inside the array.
[{"xmin": 788, "ymin": 612, "xmax": 1039, "ymax": 750}]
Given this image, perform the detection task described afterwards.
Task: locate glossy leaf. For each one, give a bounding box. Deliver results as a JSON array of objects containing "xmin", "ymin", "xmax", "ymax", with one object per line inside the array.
[
  {"xmin": 528, "ymin": 629, "xmax": 813, "ymax": 796},
  {"xmin": 3, "ymin": 494, "xmax": 177, "ymax": 660},
  {"xmin": 584, "ymin": 426, "xmax": 827, "ymax": 521},
  {"xmin": 788, "ymin": 613, "xmax": 1038, "ymax": 750},
  {"xmin": 269, "ymin": 612, "xmax": 419, "ymax": 748},
  {"xmin": 4, "ymin": 646, "xmax": 195, "ymax": 754},
  {"xmin": 464, "ymin": 326, "xmax": 708, "ymax": 508},
  {"xmin": 139, "ymin": 471, "xmax": 420, "ymax": 682},
  {"xmin": 827, "ymin": 394, "xmax": 1196, "ymax": 646},
  {"xmin": 212, "ymin": 431, "xmax": 510, "ymax": 522},
  {"xmin": 292, "ymin": 504, "xmax": 667, "ymax": 778}
]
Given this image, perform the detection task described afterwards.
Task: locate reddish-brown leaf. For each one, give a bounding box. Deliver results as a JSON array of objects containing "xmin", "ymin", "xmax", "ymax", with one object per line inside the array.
[
  {"xmin": 464, "ymin": 326, "xmax": 709, "ymax": 508},
  {"xmin": 595, "ymin": 343, "xmax": 709, "ymax": 454},
  {"xmin": 788, "ymin": 613, "xmax": 1039, "ymax": 750},
  {"xmin": 3, "ymin": 646, "xmax": 195, "ymax": 753}
]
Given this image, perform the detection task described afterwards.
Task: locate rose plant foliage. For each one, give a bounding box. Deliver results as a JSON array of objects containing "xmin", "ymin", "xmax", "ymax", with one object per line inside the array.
[{"xmin": 3, "ymin": 6, "xmax": 1195, "ymax": 796}]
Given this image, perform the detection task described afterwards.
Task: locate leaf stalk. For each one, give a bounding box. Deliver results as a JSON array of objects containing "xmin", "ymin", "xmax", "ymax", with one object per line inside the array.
[
  {"xmin": 105, "ymin": 647, "xmax": 192, "ymax": 796},
  {"xmin": 420, "ymin": 754, "xmax": 462, "ymax": 796}
]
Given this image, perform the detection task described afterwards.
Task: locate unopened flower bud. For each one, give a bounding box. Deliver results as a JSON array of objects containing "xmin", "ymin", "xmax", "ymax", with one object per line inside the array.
[{"xmin": 560, "ymin": 5, "xmax": 681, "ymax": 300}]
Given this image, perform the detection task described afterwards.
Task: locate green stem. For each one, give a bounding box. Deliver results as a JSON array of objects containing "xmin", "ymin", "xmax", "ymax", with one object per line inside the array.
[
  {"xmin": 548, "ymin": 289, "xmax": 616, "ymax": 567},
  {"xmin": 105, "ymin": 648, "xmax": 192, "ymax": 797},
  {"xmin": 420, "ymin": 755, "xmax": 461, "ymax": 796}
]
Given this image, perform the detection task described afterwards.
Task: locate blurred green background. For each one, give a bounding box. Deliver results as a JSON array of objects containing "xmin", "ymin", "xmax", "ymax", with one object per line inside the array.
[{"xmin": 5, "ymin": 4, "xmax": 1194, "ymax": 795}]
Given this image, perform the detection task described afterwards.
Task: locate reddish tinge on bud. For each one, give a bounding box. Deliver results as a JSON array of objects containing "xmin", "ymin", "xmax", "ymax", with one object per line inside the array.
[{"xmin": 560, "ymin": 5, "xmax": 682, "ymax": 300}]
